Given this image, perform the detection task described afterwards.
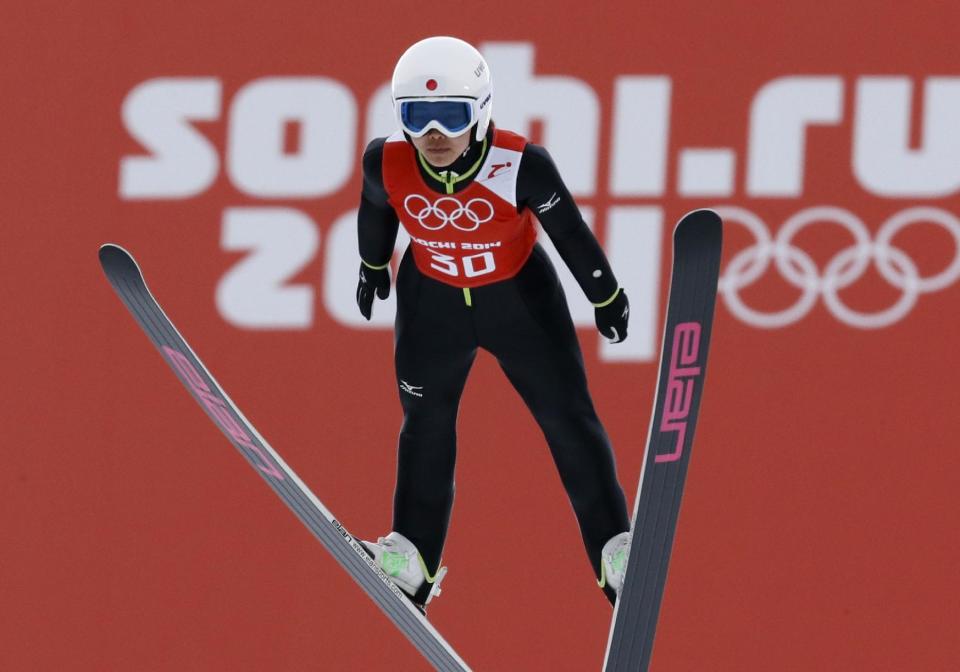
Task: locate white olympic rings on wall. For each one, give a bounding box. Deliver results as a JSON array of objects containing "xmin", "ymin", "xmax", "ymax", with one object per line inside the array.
[
  {"xmin": 403, "ymin": 194, "xmax": 495, "ymax": 232},
  {"xmin": 714, "ymin": 206, "xmax": 960, "ymax": 329}
]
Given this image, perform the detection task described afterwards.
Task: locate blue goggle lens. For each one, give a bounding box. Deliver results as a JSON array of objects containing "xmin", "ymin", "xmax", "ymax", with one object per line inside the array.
[{"xmin": 400, "ymin": 100, "xmax": 473, "ymax": 134}]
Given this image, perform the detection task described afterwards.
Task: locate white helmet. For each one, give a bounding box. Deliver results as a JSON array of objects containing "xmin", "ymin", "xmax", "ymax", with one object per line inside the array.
[{"xmin": 391, "ymin": 36, "xmax": 492, "ymax": 142}]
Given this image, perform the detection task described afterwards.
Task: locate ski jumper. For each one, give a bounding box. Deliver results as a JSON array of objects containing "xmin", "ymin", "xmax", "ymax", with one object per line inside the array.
[{"xmin": 358, "ymin": 126, "xmax": 630, "ymax": 596}]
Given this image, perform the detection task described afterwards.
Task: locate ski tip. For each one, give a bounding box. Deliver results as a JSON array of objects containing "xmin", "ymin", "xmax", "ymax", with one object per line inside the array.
[
  {"xmin": 99, "ymin": 242, "xmax": 130, "ymax": 260},
  {"xmin": 674, "ymin": 209, "xmax": 723, "ymax": 244},
  {"xmin": 677, "ymin": 208, "xmax": 722, "ymax": 227},
  {"xmin": 98, "ymin": 243, "xmax": 143, "ymax": 280}
]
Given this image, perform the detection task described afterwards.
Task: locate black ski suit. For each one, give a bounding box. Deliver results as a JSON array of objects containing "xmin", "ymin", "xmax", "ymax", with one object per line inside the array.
[{"xmin": 357, "ymin": 125, "xmax": 630, "ymax": 602}]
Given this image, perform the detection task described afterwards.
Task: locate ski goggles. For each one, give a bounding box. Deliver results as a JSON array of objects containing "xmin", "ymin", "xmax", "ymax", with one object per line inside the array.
[{"xmin": 398, "ymin": 98, "xmax": 475, "ymax": 137}]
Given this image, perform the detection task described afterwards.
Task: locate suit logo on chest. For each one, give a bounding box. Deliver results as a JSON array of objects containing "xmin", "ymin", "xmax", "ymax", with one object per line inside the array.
[
  {"xmin": 403, "ymin": 194, "xmax": 495, "ymax": 232},
  {"xmin": 485, "ymin": 161, "xmax": 512, "ymax": 179}
]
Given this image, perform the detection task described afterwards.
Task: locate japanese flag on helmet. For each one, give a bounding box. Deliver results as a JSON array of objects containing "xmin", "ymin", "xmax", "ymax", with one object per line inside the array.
[{"xmin": 392, "ymin": 36, "xmax": 493, "ymax": 142}]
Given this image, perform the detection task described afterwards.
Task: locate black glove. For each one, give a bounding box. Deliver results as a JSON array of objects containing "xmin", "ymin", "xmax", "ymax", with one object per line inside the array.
[
  {"xmin": 356, "ymin": 261, "xmax": 391, "ymax": 320},
  {"xmin": 594, "ymin": 288, "xmax": 629, "ymax": 343}
]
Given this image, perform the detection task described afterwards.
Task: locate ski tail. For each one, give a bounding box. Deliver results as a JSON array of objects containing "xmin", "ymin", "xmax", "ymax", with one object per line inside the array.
[
  {"xmin": 603, "ymin": 210, "xmax": 723, "ymax": 671},
  {"xmin": 98, "ymin": 244, "xmax": 471, "ymax": 672}
]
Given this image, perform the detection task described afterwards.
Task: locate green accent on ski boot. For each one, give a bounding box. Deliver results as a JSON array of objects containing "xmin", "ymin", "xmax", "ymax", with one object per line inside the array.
[
  {"xmin": 597, "ymin": 548, "xmax": 629, "ymax": 589},
  {"xmin": 418, "ymin": 555, "xmax": 443, "ymax": 584},
  {"xmin": 610, "ymin": 547, "xmax": 628, "ymax": 575},
  {"xmin": 381, "ymin": 549, "xmax": 443, "ymax": 585},
  {"xmin": 381, "ymin": 551, "xmax": 410, "ymax": 577}
]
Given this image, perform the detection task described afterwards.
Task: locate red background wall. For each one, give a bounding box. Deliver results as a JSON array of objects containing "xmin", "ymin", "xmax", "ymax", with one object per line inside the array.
[{"xmin": 3, "ymin": 1, "xmax": 958, "ymax": 670}]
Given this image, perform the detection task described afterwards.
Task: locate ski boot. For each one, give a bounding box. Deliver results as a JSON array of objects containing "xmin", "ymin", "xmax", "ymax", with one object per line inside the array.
[
  {"xmin": 361, "ymin": 531, "xmax": 447, "ymax": 613},
  {"xmin": 599, "ymin": 531, "xmax": 631, "ymax": 604}
]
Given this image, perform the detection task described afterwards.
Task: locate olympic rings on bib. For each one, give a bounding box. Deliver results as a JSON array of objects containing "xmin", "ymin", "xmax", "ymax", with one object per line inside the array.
[
  {"xmin": 403, "ymin": 194, "xmax": 495, "ymax": 232},
  {"xmin": 715, "ymin": 206, "xmax": 960, "ymax": 329}
]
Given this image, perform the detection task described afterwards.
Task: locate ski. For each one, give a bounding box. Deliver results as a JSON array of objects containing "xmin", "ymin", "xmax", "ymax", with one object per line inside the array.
[
  {"xmin": 602, "ymin": 210, "xmax": 723, "ymax": 671},
  {"xmin": 99, "ymin": 244, "xmax": 471, "ymax": 672}
]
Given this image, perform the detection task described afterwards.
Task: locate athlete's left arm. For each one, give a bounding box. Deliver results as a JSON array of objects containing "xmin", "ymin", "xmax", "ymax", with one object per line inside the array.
[
  {"xmin": 518, "ymin": 144, "xmax": 629, "ymax": 341},
  {"xmin": 518, "ymin": 144, "xmax": 620, "ymax": 303}
]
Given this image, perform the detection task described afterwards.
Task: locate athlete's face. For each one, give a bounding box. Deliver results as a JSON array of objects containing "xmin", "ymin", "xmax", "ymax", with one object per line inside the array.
[{"xmin": 410, "ymin": 128, "xmax": 471, "ymax": 167}]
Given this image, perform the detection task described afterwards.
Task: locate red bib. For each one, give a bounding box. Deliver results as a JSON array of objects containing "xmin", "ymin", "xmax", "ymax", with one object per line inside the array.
[{"xmin": 382, "ymin": 128, "xmax": 537, "ymax": 288}]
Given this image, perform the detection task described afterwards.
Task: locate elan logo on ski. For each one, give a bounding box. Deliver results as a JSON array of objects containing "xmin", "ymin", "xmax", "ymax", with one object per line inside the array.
[
  {"xmin": 655, "ymin": 321, "xmax": 703, "ymax": 463},
  {"xmin": 162, "ymin": 346, "xmax": 285, "ymax": 481},
  {"xmin": 603, "ymin": 209, "xmax": 722, "ymax": 672}
]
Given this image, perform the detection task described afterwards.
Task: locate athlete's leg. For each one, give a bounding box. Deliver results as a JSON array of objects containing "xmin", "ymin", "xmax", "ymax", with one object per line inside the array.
[
  {"xmin": 392, "ymin": 249, "xmax": 477, "ymax": 574},
  {"xmin": 476, "ymin": 245, "xmax": 630, "ymax": 590}
]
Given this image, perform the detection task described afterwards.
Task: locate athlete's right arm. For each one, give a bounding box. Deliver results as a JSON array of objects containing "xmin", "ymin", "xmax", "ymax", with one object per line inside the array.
[{"xmin": 357, "ymin": 138, "xmax": 399, "ymax": 320}]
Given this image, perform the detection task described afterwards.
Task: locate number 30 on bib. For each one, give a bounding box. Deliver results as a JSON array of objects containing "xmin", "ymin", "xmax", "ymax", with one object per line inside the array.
[{"xmin": 428, "ymin": 250, "xmax": 496, "ymax": 279}]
